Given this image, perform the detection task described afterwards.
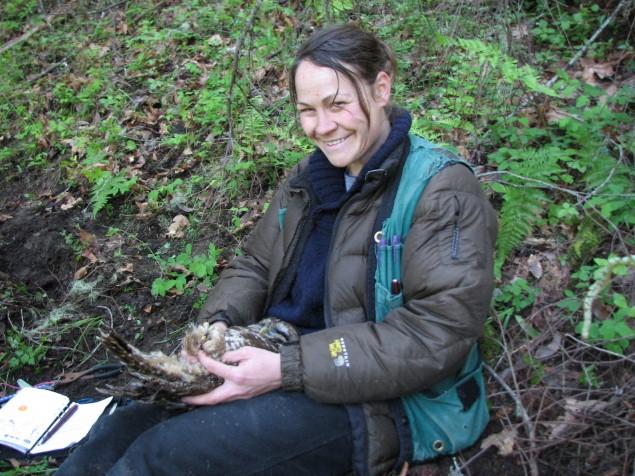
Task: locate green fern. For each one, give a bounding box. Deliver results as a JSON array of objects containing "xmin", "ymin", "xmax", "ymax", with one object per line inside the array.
[
  {"xmin": 454, "ymin": 38, "xmax": 557, "ymax": 97},
  {"xmin": 90, "ymin": 170, "xmax": 137, "ymax": 217},
  {"xmin": 489, "ymin": 146, "xmax": 566, "ymax": 276},
  {"xmin": 493, "ymin": 186, "xmax": 546, "ymax": 277}
]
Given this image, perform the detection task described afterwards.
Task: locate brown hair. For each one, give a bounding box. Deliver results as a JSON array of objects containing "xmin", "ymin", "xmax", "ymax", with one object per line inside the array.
[{"xmin": 289, "ymin": 24, "xmax": 396, "ymax": 121}]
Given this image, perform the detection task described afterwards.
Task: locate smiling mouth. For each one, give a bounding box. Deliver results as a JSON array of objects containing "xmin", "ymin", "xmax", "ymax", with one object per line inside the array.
[{"xmin": 323, "ymin": 134, "xmax": 351, "ymax": 147}]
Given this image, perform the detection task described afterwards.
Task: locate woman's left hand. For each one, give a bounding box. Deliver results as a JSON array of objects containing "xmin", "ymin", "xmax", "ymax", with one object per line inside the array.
[{"xmin": 181, "ymin": 347, "xmax": 282, "ymax": 406}]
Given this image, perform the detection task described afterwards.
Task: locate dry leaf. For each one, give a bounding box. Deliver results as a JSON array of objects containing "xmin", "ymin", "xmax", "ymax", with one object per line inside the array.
[
  {"xmin": 74, "ymin": 265, "xmax": 89, "ymax": 280},
  {"xmin": 143, "ymin": 304, "xmax": 153, "ymax": 313},
  {"xmin": 117, "ymin": 263, "xmax": 134, "ymax": 273},
  {"xmin": 60, "ymin": 195, "xmax": 82, "ymax": 210},
  {"xmin": 545, "ymin": 106, "xmax": 574, "ymax": 124},
  {"xmin": 527, "ymin": 254, "xmax": 543, "ymax": 279},
  {"xmin": 78, "ymin": 228, "xmax": 96, "ymax": 246},
  {"xmin": 82, "ymin": 250, "xmax": 98, "ymax": 263},
  {"xmin": 168, "ymin": 263, "xmax": 190, "ymax": 275},
  {"xmin": 480, "ymin": 428, "xmax": 517, "ymax": 456},
  {"xmin": 166, "ymin": 214, "xmax": 190, "ymax": 238},
  {"xmin": 549, "ymin": 398, "xmax": 610, "ymax": 439},
  {"xmin": 581, "ymin": 58, "xmax": 615, "ymax": 86},
  {"xmin": 534, "ymin": 333, "xmax": 562, "ymax": 360},
  {"xmin": 511, "ymin": 23, "xmax": 530, "ymax": 40},
  {"xmin": 0, "ymin": 213, "xmax": 13, "ymax": 223}
]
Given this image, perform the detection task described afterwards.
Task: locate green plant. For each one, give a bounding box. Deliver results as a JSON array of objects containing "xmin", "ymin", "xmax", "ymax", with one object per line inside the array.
[
  {"xmin": 1, "ymin": 331, "xmax": 48, "ymax": 370},
  {"xmin": 493, "ymin": 278, "xmax": 539, "ymax": 332},
  {"xmin": 576, "ymin": 256, "xmax": 635, "ymax": 354},
  {"xmin": 151, "ymin": 243, "xmax": 219, "ymax": 297},
  {"xmin": 87, "ymin": 170, "xmax": 138, "ymax": 217},
  {"xmin": 0, "ymin": 458, "xmax": 55, "ymax": 475}
]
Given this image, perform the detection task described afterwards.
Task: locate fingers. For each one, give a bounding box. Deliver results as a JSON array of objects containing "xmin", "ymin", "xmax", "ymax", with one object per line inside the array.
[
  {"xmin": 179, "ymin": 349, "xmax": 198, "ymax": 364},
  {"xmin": 182, "ymin": 384, "xmax": 237, "ymax": 406},
  {"xmin": 196, "ymin": 352, "xmax": 236, "ymax": 379}
]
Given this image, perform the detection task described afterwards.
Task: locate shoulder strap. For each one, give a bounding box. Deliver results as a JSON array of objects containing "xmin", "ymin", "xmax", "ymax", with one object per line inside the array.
[
  {"xmin": 372, "ymin": 133, "xmax": 470, "ymax": 324},
  {"xmin": 387, "ymin": 133, "xmax": 470, "ymax": 241}
]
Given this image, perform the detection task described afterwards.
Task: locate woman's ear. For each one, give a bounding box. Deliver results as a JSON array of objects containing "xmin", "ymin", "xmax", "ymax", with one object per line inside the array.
[{"xmin": 372, "ymin": 71, "xmax": 392, "ymax": 107}]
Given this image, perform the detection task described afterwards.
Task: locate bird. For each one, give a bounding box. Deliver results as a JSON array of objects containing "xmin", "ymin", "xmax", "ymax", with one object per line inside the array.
[{"xmin": 99, "ymin": 317, "xmax": 298, "ymax": 405}]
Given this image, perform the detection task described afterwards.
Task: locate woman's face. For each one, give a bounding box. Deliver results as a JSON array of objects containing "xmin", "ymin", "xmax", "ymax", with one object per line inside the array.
[{"xmin": 294, "ymin": 60, "xmax": 392, "ymax": 176}]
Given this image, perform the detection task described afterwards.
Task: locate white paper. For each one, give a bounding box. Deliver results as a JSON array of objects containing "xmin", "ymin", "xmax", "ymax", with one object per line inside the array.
[
  {"xmin": 0, "ymin": 388, "xmax": 69, "ymax": 453},
  {"xmin": 30, "ymin": 397, "xmax": 113, "ymax": 454}
]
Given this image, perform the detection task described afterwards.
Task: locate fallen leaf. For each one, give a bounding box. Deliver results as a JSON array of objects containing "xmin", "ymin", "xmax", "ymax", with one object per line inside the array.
[
  {"xmin": 549, "ymin": 398, "xmax": 610, "ymax": 439},
  {"xmin": 480, "ymin": 428, "xmax": 517, "ymax": 456},
  {"xmin": 143, "ymin": 304, "xmax": 153, "ymax": 313},
  {"xmin": 0, "ymin": 214, "xmax": 13, "ymax": 223},
  {"xmin": 166, "ymin": 214, "xmax": 190, "ymax": 239},
  {"xmin": 82, "ymin": 250, "xmax": 98, "ymax": 263},
  {"xmin": 60, "ymin": 195, "xmax": 82, "ymax": 210},
  {"xmin": 168, "ymin": 263, "xmax": 190, "ymax": 275},
  {"xmin": 534, "ymin": 333, "xmax": 562, "ymax": 360},
  {"xmin": 117, "ymin": 263, "xmax": 134, "ymax": 273},
  {"xmin": 545, "ymin": 106, "xmax": 576, "ymax": 124},
  {"xmin": 511, "ymin": 23, "xmax": 529, "ymax": 40},
  {"xmin": 527, "ymin": 254, "xmax": 543, "ymax": 279},
  {"xmin": 581, "ymin": 58, "xmax": 615, "ymax": 86},
  {"xmin": 78, "ymin": 228, "xmax": 96, "ymax": 246},
  {"xmin": 74, "ymin": 265, "xmax": 89, "ymax": 280}
]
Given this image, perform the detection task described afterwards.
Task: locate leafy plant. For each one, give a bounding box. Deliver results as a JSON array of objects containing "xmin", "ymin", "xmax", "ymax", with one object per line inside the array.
[
  {"xmin": 151, "ymin": 243, "xmax": 219, "ymax": 297},
  {"xmin": 1, "ymin": 332, "xmax": 48, "ymax": 370},
  {"xmin": 88, "ymin": 170, "xmax": 138, "ymax": 217},
  {"xmin": 493, "ymin": 278, "xmax": 539, "ymax": 331},
  {"xmin": 575, "ymin": 256, "xmax": 635, "ymax": 354}
]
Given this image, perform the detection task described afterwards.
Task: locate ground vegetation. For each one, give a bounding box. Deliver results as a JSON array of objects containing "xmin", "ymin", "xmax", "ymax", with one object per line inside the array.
[{"xmin": 0, "ymin": 0, "xmax": 633, "ymax": 474}]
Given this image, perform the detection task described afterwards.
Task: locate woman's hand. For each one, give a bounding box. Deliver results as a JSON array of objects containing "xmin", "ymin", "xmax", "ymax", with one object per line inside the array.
[{"xmin": 181, "ymin": 346, "xmax": 282, "ymax": 406}]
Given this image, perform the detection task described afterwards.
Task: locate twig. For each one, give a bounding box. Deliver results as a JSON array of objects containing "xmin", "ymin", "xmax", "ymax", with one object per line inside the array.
[
  {"xmin": 90, "ymin": 0, "xmax": 129, "ymax": 15},
  {"xmin": 489, "ymin": 310, "xmax": 539, "ymax": 476},
  {"xmin": 131, "ymin": 0, "xmax": 168, "ymax": 24},
  {"xmin": 565, "ymin": 333, "xmax": 635, "ymax": 365},
  {"xmin": 0, "ymin": 15, "xmax": 54, "ymax": 55},
  {"xmin": 223, "ymin": 0, "xmax": 264, "ymax": 161},
  {"xmin": 97, "ymin": 305, "xmax": 115, "ymax": 328},
  {"xmin": 477, "ymin": 170, "xmax": 584, "ymax": 198},
  {"xmin": 580, "ymin": 144, "xmax": 623, "ymax": 205},
  {"xmin": 545, "ymin": 0, "xmax": 630, "ymax": 88},
  {"xmin": 27, "ymin": 58, "xmax": 68, "ymax": 83}
]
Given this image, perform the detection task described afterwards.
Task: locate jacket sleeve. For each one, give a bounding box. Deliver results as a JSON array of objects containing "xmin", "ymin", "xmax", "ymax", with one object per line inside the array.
[
  {"xmin": 282, "ymin": 165, "xmax": 498, "ymax": 403},
  {"xmin": 196, "ymin": 180, "xmax": 289, "ymax": 327}
]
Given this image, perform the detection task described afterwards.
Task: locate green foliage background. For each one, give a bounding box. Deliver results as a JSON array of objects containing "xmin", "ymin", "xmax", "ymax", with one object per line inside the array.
[{"xmin": 0, "ymin": 0, "xmax": 633, "ymax": 471}]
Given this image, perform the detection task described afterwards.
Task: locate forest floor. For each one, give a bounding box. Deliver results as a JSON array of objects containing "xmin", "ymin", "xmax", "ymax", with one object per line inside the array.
[{"xmin": 1, "ymin": 1, "xmax": 634, "ymax": 475}]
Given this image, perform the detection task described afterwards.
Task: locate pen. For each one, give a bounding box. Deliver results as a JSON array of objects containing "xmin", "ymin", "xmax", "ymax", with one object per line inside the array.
[{"xmin": 40, "ymin": 403, "xmax": 79, "ymax": 444}]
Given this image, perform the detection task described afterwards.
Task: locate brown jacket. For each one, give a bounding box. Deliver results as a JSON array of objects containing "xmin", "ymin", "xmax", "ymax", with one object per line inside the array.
[{"xmin": 198, "ymin": 136, "xmax": 498, "ymax": 474}]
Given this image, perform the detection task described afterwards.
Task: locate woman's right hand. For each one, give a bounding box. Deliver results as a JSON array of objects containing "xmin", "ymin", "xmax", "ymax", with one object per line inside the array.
[{"xmin": 180, "ymin": 321, "xmax": 229, "ymax": 363}]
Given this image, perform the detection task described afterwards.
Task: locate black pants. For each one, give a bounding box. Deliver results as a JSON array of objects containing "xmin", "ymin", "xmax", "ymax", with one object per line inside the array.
[{"xmin": 55, "ymin": 391, "xmax": 353, "ymax": 476}]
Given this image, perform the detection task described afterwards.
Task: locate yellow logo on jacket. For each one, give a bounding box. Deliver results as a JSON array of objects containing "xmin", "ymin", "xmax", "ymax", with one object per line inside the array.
[{"xmin": 329, "ymin": 338, "xmax": 350, "ymax": 368}]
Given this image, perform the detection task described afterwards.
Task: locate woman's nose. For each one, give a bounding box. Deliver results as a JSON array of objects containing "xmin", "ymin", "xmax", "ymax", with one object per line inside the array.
[{"xmin": 315, "ymin": 110, "xmax": 336, "ymax": 136}]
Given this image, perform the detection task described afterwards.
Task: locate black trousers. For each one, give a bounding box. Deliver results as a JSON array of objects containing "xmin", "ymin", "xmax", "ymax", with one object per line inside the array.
[{"xmin": 55, "ymin": 391, "xmax": 353, "ymax": 476}]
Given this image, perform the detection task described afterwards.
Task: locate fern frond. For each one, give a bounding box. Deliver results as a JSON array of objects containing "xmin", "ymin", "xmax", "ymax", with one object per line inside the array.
[
  {"xmin": 494, "ymin": 186, "xmax": 546, "ymax": 277},
  {"xmin": 90, "ymin": 170, "xmax": 137, "ymax": 217}
]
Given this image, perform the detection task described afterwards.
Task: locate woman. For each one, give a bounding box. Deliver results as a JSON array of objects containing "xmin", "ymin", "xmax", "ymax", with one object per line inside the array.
[{"xmin": 57, "ymin": 25, "xmax": 497, "ymax": 476}]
